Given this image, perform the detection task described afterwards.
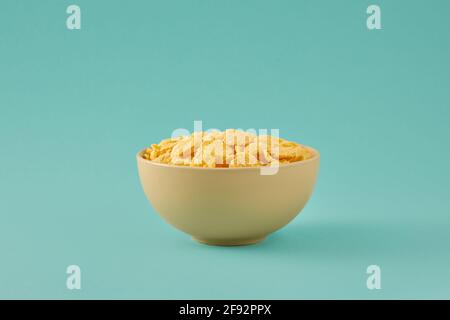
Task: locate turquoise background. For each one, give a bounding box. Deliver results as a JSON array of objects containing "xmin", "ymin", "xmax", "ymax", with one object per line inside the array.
[{"xmin": 1, "ymin": 0, "xmax": 450, "ymax": 299}]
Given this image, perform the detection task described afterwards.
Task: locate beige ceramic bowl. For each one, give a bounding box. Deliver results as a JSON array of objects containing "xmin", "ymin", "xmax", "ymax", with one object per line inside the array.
[{"xmin": 137, "ymin": 147, "xmax": 319, "ymax": 246}]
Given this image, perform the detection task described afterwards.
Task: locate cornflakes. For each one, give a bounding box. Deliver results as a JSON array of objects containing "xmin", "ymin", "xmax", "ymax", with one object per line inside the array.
[{"xmin": 142, "ymin": 130, "xmax": 314, "ymax": 168}]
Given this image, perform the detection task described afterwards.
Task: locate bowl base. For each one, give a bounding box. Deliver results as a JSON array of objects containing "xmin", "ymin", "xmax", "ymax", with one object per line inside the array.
[{"xmin": 192, "ymin": 236, "xmax": 266, "ymax": 246}]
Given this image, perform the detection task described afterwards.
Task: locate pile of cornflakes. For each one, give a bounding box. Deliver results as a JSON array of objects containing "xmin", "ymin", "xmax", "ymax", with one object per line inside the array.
[{"xmin": 142, "ymin": 129, "xmax": 314, "ymax": 168}]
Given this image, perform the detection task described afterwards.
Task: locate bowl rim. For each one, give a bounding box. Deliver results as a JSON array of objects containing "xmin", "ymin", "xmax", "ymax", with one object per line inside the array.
[{"xmin": 136, "ymin": 145, "xmax": 320, "ymax": 171}]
